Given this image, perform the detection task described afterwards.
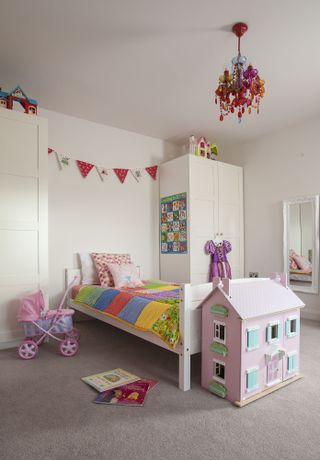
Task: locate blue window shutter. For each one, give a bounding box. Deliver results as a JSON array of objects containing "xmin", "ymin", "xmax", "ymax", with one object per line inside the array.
[
  {"xmin": 288, "ymin": 354, "xmax": 297, "ymax": 373},
  {"xmin": 266, "ymin": 325, "xmax": 271, "ymax": 343},
  {"xmin": 247, "ymin": 328, "xmax": 260, "ymax": 350},
  {"xmin": 247, "ymin": 331, "xmax": 254, "ymax": 349},
  {"xmin": 246, "ymin": 368, "xmax": 258, "ymax": 391},
  {"xmin": 285, "ymin": 319, "xmax": 290, "ymax": 337},
  {"xmin": 296, "ymin": 318, "xmax": 300, "ymax": 334}
]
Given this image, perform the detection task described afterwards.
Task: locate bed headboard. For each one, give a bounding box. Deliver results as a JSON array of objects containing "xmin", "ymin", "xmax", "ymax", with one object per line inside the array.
[
  {"xmin": 66, "ymin": 268, "xmax": 81, "ymax": 286},
  {"xmin": 65, "ymin": 266, "xmax": 142, "ymax": 288}
]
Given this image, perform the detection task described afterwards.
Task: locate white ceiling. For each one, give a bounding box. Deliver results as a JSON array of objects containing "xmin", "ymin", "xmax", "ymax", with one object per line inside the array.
[{"xmin": 1, "ymin": 0, "xmax": 320, "ymax": 148}]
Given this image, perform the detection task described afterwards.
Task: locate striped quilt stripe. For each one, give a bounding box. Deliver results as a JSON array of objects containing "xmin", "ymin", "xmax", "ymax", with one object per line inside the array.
[
  {"xmin": 134, "ymin": 300, "xmax": 169, "ymax": 329},
  {"xmin": 105, "ymin": 292, "xmax": 134, "ymax": 316},
  {"xmin": 118, "ymin": 297, "xmax": 150, "ymax": 323}
]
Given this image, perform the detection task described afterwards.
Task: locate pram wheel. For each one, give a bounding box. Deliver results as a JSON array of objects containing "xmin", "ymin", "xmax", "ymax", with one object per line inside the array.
[
  {"xmin": 59, "ymin": 337, "xmax": 79, "ymax": 357},
  {"xmin": 18, "ymin": 340, "xmax": 39, "ymax": 360},
  {"xmin": 66, "ymin": 328, "xmax": 80, "ymax": 341}
]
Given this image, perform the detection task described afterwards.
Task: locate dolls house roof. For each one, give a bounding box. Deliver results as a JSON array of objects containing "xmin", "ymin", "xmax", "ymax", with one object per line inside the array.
[
  {"xmin": 0, "ymin": 86, "xmax": 38, "ymax": 105},
  {"xmin": 213, "ymin": 276, "xmax": 305, "ymax": 319}
]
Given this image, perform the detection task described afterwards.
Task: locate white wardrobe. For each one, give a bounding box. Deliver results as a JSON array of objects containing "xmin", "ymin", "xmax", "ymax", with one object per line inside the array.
[
  {"xmin": 0, "ymin": 108, "xmax": 48, "ymax": 347},
  {"xmin": 160, "ymin": 154, "xmax": 244, "ymax": 284}
]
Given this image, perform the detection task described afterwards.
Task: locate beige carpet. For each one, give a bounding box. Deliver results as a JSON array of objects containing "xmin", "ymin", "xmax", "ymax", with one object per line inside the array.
[{"xmin": 0, "ymin": 319, "xmax": 319, "ymax": 460}]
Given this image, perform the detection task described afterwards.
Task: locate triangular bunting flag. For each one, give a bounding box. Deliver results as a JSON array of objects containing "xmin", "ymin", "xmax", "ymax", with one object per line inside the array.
[
  {"xmin": 114, "ymin": 168, "xmax": 129, "ymax": 184},
  {"xmin": 96, "ymin": 166, "xmax": 110, "ymax": 181},
  {"xmin": 48, "ymin": 147, "xmax": 54, "ymax": 155},
  {"xmin": 77, "ymin": 160, "xmax": 94, "ymax": 178},
  {"xmin": 145, "ymin": 165, "xmax": 158, "ymax": 180},
  {"xmin": 130, "ymin": 168, "xmax": 143, "ymax": 183},
  {"xmin": 56, "ymin": 152, "xmax": 71, "ymax": 169}
]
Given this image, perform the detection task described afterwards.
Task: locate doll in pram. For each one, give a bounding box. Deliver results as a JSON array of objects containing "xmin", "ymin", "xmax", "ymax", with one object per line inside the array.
[{"xmin": 17, "ymin": 278, "xmax": 79, "ymax": 359}]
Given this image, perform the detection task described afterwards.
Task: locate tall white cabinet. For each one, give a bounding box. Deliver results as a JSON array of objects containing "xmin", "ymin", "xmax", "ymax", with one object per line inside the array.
[
  {"xmin": 0, "ymin": 108, "xmax": 48, "ymax": 347},
  {"xmin": 160, "ymin": 154, "xmax": 243, "ymax": 284}
]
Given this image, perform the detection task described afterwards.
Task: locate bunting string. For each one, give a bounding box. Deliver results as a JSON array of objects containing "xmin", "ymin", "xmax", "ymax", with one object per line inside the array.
[{"xmin": 48, "ymin": 148, "xmax": 158, "ymax": 184}]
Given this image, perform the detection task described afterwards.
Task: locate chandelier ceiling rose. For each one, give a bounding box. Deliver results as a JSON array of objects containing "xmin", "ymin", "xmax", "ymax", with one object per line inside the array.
[{"xmin": 232, "ymin": 22, "xmax": 248, "ymax": 38}]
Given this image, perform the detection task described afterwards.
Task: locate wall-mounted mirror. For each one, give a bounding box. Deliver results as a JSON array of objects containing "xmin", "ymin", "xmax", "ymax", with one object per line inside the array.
[{"xmin": 283, "ymin": 195, "xmax": 319, "ymax": 294}]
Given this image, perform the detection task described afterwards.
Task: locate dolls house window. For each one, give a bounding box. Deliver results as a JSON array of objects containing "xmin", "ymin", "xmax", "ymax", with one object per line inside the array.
[
  {"xmin": 266, "ymin": 321, "xmax": 281, "ymax": 344},
  {"xmin": 271, "ymin": 324, "xmax": 278, "ymax": 339},
  {"xmin": 214, "ymin": 321, "xmax": 226, "ymax": 344},
  {"xmin": 213, "ymin": 360, "xmax": 225, "ymax": 384},
  {"xmin": 286, "ymin": 316, "xmax": 299, "ymax": 338}
]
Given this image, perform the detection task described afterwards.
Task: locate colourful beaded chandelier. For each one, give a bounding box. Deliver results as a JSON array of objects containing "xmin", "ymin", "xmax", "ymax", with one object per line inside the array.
[{"xmin": 215, "ymin": 22, "xmax": 265, "ymax": 122}]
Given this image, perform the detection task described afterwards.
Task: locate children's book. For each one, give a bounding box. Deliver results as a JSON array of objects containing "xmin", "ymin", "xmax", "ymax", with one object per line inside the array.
[
  {"xmin": 81, "ymin": 368, "xmax": 140, "ymax": 392},
  {"xmin": 139, "ymin": 378, "xmax": 159, "ymax": 392},
  {"xmin": 93, "ymin": 381, "xmax": 151, "ymax": 406}
]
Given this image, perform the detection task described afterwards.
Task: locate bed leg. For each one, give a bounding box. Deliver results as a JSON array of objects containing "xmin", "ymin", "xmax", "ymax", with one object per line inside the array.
[{"xmin": 179, "ymin": 350, "xmax": 191, "ymax": 391}]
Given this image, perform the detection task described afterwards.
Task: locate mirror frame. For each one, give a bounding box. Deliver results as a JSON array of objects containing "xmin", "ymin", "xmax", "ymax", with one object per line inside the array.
[{"xmin": 283, "ymin": 195, "xmax": 319, "ymax": 294}]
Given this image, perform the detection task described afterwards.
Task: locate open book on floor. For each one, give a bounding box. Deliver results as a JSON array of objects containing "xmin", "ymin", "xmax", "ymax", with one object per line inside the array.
[
  {"xmin": 81, "ymin": 368, "xmax": 140, "ymax": 392},
  {"xmin": 93, "ymin": 379, "xmax": 159, "ymax": 407}
]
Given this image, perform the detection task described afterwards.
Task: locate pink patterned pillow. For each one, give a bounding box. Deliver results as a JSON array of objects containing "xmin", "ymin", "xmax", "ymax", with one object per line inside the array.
[
  {"xmin": 107, "ymin": 263, "xmax": 143, "ymax": 289},
  {"xmin": 292, "ymin": 254, "xmax": 312, "ymax": 273},
  {"xmin": 91, "ymin": 253, "xmax": 132, "ymax": 287},
  {"xmin": 289, "ymin": 257, "xmax": 298, "ymax": 270}
]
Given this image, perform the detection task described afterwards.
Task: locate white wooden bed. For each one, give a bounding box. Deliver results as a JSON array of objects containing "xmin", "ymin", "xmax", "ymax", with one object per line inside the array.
[{"xmin": 66, "ymin": 268, "xmax": 212, "ymax": 391}]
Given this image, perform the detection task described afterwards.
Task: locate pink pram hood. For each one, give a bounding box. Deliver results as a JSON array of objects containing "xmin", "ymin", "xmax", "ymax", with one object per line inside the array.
[{"xmin": 17, "ymin": 290, "xmax": 46, "ymax": 322}]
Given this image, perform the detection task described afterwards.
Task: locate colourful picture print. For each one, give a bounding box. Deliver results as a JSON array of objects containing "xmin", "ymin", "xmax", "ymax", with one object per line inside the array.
[{"xmin": 161, "ymin": 193, "xmax": 187, "ymax": 254}]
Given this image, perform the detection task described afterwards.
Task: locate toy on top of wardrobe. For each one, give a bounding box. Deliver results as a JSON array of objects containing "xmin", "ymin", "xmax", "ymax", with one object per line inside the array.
[
  {"xmin": 188, "ymin": 135, "xmax": 218, "ymax": 160},
  {"xmin": 0, "ymin": 85, "xmax": 38, "ymax": 115},
  {"xmin": 205, "ymin": 239, "xmax": 232, "ymax": 280}
]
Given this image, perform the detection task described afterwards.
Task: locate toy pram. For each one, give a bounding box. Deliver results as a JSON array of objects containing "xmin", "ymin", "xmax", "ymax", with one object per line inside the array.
[{"xmin": 17, "ymin": 278, "xmax": 79, "ymax": 359}]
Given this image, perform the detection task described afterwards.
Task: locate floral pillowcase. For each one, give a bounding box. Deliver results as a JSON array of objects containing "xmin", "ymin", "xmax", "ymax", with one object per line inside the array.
[
  {"xmin": 91, "ymin": 253, "xmax": 132, "ymax": 287},
  {"xmin": 107, "ymin": 262, "xmax": 144, "ymax": 289}
]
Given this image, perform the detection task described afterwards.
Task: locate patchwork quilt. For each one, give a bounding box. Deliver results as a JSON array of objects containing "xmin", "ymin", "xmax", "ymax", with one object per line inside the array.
[{"xmin": 74, "ymin": 281, "xmax": 180, "ymax": 348}]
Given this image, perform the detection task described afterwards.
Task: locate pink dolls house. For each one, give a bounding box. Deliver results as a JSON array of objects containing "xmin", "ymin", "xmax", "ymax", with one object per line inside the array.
[{"xmin": 201, "ymin": 274, "xmax": 304, "ymax": 407}]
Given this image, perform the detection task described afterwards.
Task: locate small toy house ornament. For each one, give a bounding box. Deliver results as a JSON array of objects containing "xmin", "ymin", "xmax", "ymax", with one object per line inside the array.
[
  {"xmin": 195, "ymin": 136, "xmax": 208, "ymax": 157},
  {"xmin": 188, "ymin": 136, "xmax": 218, "ymax": 160},
  {"xmin": 201, "ymin": 274, "xmax": 304, "ymax": 406},
  {"xmin": 0, "ymin": 85, "xmax": 38, "ymax": 115}
]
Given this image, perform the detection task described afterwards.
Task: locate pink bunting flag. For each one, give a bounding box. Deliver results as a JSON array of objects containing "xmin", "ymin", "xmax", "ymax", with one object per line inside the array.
[
  {"xmin": 145, "ymin": 165, "xmax": 158, "ymax": 180},
  {"xmin": 76, "ymin": 160, "xmax": 94, "ymax": 178},
  {"xmin": 113, "ymin": 168, "xmax": 129, "ymax": 184}
]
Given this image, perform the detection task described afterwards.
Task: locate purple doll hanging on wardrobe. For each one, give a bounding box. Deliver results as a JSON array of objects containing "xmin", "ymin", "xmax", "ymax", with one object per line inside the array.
[{"xmin": 205, "ymin": 240, "xmax": 232, "ymax": 280}]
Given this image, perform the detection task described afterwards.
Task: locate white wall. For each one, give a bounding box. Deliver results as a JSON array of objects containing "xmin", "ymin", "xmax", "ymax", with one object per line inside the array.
[
  {"xmin": 39, "ymin": 109, "xmax": 179, "ymax": 305},
  {"xmin": 221, "ymin": 115, "xmax": 320, "ymax": 320}
]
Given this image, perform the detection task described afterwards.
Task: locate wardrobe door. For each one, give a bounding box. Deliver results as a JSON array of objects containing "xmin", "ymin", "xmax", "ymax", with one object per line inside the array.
[
  {"xmin": 160, "ymin": 155, "xmax": 190, "ymax": 283},
  {"xmin": 189, "ymin": 156, "xmax": 218, "ymax": 284},
  {"xmin": 218, "ymin": 163, "xmax": 244, "ymax": 279},
  {"xmin": 0, "ymin": 109, "xmax": 48, "ymax": 346}
]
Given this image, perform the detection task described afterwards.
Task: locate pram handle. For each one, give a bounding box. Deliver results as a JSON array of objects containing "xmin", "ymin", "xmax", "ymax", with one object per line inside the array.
[{"xmin": 57, "ymin": 276, "xmax": 79, "ymax": 310}]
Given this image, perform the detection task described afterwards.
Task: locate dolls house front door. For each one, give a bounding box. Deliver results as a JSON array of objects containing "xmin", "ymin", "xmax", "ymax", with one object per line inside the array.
[{"xmin": 267, "ymin": 355, "xmax": 282, "ymax": 385}]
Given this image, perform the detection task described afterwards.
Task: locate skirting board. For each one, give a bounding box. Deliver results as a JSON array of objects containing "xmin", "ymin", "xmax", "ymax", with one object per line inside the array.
[
  {"xmin": 234, "ymin": 374, "xmax": 303, "ymax": 407},
  {"xmin": 0, "ymin": 339, "xmax": 21, "ymax": 350}
]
